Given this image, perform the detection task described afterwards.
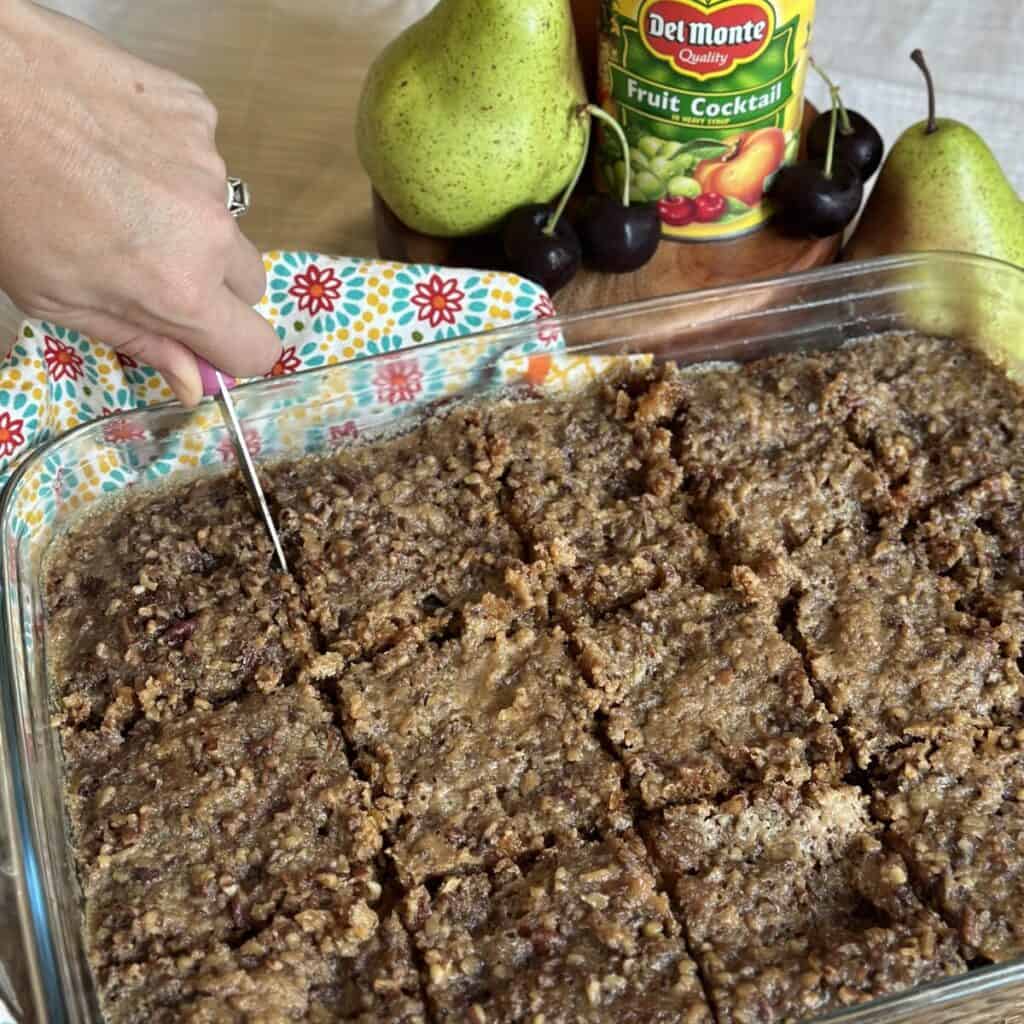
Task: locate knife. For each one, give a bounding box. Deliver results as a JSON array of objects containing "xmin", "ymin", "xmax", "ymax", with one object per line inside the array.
[
  {"xmin": 197, "ymin": 359, "xmax": 289, "ymax": 575},
  {"xmin": 189, "ymin": 178, "xmax": 287, "ymax": 572}
]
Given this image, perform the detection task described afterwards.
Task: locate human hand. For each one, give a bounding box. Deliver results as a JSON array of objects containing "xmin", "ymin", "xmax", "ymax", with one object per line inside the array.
[{"xmin": 0, "ymin": 1, "xmax": 279, "ymax": 406}]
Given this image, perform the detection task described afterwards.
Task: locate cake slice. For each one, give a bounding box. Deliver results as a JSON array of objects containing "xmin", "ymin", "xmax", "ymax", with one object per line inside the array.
[
  {"xmin": 872, "ymin": 725, "xmax": 1024, "ymax": 961},
  {"xmin": 325, "ymin": 595, "xmax": 630, "ymax": 885},
  {"xmin": 913, "ymin": 472, "xmax": 1024, "ymax": 654},
  {"xmin": 488, "ymin": 367, "xmax": 720, "ymax": 616},
  {"xmin": 68, "ymin": 684, "xmax": 427, "ymax": 1022},
  {"xmin": 71, "ymin": 685, "xmax": 382, "ymax": 967},
  {"xmin": 690, "ymin": 431, "xmax": 892, "ymax": 597},
  {"xmin": 646, "ymin": 783, "xmax": 965, "ymax": 1023},
  {"xmin": 834, "ymin": 333, "xmax": 1024, "ymax": 514},
  {"xmin": 574, "ymin": 577, "xmax": 841, "ymax": 807},
  {"xmin": 672, "ymin": 348, "xmax": 855, "ymax": 475},
  {"xmin": 45, "ymin": 473, "xmax": 315, "ymax": 741},
  {"xmin": 797, "ymin": 533, "xmax": 1024, "ymax": 766},
  {"xmin": 101, "ymin": 911, "xmax": 426, "ymax": 1024},
  {"xmin": 404, "ymin": 832, "xmax": 712, "ymax": 1023},
  {"xmin": 269, "ymin": 402, "xmax": 523, "ymax": 659}
]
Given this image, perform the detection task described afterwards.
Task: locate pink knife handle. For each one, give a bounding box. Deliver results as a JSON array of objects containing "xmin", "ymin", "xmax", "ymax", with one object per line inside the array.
[{"xmin": 196, "ymin": 357, "xmax": 237, "ymax": 397}]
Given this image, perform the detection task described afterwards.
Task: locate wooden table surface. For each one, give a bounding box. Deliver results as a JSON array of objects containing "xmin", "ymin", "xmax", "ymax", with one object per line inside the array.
[{"xmin": 46, "ymin": 0, "xmax": 408, "ymax": 257}]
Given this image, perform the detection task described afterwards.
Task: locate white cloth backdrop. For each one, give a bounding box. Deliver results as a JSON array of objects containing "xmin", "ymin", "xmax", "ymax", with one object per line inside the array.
[{"xmin": 55, "ymin": 0, "xmax": 1024, "ymax": 193}]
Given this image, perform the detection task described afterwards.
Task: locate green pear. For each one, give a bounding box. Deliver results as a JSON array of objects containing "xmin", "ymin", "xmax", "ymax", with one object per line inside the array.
[
  {"xmin": 356, "ymin": 0, "xmax": 587, "ymax": 238},
  {"xmin": 846, "ymin": 51, "xmax": 1024, "ymax": 268}
]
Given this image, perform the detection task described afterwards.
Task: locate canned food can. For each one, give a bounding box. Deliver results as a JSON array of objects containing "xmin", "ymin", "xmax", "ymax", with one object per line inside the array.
[{"xmin": 595, "ymin": 0, "xmax": 815, "ymax": 241}]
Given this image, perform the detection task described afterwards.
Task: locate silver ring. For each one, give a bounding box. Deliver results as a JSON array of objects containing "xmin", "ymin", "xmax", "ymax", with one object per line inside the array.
[{"xmin": 226, "ymin": 177, "xmax": 250, "ymax": 219}]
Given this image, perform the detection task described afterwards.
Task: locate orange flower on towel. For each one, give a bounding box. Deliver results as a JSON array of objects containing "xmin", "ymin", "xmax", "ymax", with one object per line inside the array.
[
  {"xmin": 0, "ymin": 411, "xmax": 25, "ymax": 457},
  {"xmin": 410, "ymin": 273, "xmax": 465, "ymax": 328},
  {"xmin": 43, "ymin": 335, "xmax": 84, "ymax": 382},
  {"xmin": 288, "ymin": 264, "xmax": 342, "ymax": 316},
  {"xmin": 373, "ymin": 357, "xmax": 423, "ymax": 405}
]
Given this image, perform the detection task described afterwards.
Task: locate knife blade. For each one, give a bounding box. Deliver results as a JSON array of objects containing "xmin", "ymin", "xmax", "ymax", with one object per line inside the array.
[
  {"xmin": 198, "ymin": 360, "xmax": 289, "ymax": 574},
  {"xmin": 190, "ymin": 180, "xmax": 287, "ymax": 571}
]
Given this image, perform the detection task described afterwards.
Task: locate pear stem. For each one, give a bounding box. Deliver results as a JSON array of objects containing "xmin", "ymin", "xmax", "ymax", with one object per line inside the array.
[
  {"xmin": 809, "ymin": 57, "xmax": 852, "ymax": 135},
  {"xmin": 586, "ymin": 104, "xmax": 632, "ymax": 207},
  {"xmin": 823, "ymin": 82, "xmax": 839, "ymax": 180},
  {"xmin": 542, "ymin": 108, "xmax": 591, "ymax": 237},
  {"xmin": 910, "ymin": 49, "xmax": 938, "ymax": 134}
]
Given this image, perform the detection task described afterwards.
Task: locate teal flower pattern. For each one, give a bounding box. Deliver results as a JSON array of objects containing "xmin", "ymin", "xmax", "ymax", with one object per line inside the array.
[
  {"xmin": 366, "ymin": 334, "xmax": 403, "ymax": 356},
  {"xmin": 36, "ymin": 453, "xmax": 76, "ymax": 519},
  {"xmin": 392, "ymin": 266, "xmax": 492, "ymax": 339},
  {"xmin": 268, "ymin": 252, "xmax": 366, "ymax": 339},
  {"xmin": 0, "ymin": 253, "xmax": 564, "ymax": 545}
]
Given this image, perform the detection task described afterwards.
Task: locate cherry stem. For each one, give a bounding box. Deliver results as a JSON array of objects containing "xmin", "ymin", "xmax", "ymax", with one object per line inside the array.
[
  {"xmin": 543, "ymin": 108, "xmax": 591, "ymax": 237},
  {"xmin": 824, "ymin": 82, "xmax": 839, "ymax": 180},
  {"xmin": 911, "ymin": 49, "xmax": 938, "ymax": 134},
  {"xmin": 809, "ymin": 57, "xmax": 852, "ymax": 135},
  {"xmin": 586, "ymin": 104, "xmax": 632, "ymax": 207}
]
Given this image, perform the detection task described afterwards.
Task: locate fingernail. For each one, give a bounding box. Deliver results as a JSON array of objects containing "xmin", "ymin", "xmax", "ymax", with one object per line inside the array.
[
  {"xmin": 196, "ymin": 358, "xmax": 236, "ymax": 396},
  {"xmin": 160, "ymin": 366, "xmax": 203, "ymax": 408}
]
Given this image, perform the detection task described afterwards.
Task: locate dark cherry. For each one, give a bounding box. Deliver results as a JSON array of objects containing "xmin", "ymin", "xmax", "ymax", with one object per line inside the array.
[
  {"xmin": 450, "ymin": 229, "xmax": 509, "ymax": 272},
  {"xmin": 806, "ymin": 109, "xmax": 884, "ymax": 181},
  {"xmin": 502, "ymin": 204, "xmax": 581, "ymax": 294},
  {"xmin": 769, "ymin": 159, "xmax": 863, "ymax": 239},
  {"xmin": 579, "ymin": 194, "xmax": 660, "ymax": 273}
]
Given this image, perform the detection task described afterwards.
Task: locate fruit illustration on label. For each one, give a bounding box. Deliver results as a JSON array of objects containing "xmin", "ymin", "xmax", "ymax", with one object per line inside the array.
[
  {"xmin": 596, "ymin": 0, "xmax": 816, "ymax": 242},
  {"xmin": 658, "ymin": 195, "xmax": 698, "ymax": 225},
  {"xmin": 693, "ymin": 127, "xmax": 785, "ymax": 206},
  {"xmin": 694, "ymin": 191, "xmax": 728, "ymax": 221}
]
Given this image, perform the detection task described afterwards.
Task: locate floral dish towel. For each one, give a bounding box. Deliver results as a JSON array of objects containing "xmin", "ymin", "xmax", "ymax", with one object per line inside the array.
[{"xmin": 0, "ymin": 252, "xmax": 565, "ymax": 493}]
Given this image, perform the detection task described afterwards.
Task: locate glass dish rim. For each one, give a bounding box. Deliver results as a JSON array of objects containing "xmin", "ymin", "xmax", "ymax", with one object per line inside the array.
[
  {"xmin": 3, "ymin": 247, "xmax": 1019, "ymax": 473},
  {"xmin": 3, "ymin": 248, "xmax": 1024, "ymax": 1023}
]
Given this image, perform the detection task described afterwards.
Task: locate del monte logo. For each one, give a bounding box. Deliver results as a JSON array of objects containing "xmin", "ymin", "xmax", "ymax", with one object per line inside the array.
[{"xmin": 639, "ymin": 0, "xmax": 776, "ymax": 80}]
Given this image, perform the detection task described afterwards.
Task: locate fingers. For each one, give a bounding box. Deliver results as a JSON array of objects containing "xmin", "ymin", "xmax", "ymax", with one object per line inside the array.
[
  {"xmin": 67, "ymin": 272, "xmax": 279, "ymax": 404},
  {"xmin": 224, "ymin": 227, "xmax": 267, "ymax": 307},
  {"xmin": 117, "ymin": 332, "xmax": 204, "ymax": 407},
  {"xmin": 174, "ymin": 283, "xmax": 281, "ymax": 380},
  {"xmin": 73, "ymin": 310, "xmax": 204, "ymax": 406}
]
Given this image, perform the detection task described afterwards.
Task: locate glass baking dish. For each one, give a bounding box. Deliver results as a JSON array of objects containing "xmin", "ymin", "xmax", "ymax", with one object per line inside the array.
[{"xmin": 3, "ymin": 252, "xmax": 1024, "ymax": 1024}]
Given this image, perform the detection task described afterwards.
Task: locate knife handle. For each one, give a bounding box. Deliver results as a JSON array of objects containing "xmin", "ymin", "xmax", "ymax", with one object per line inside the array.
[{"xmin": 196, "ymin": 357, "xmax": 237, "ymax": 397}]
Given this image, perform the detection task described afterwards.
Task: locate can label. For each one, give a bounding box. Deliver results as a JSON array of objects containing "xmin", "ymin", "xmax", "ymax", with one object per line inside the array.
[{"xmin": 596, "ymin": 0, "xmax": 814, "ymax": 241}]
